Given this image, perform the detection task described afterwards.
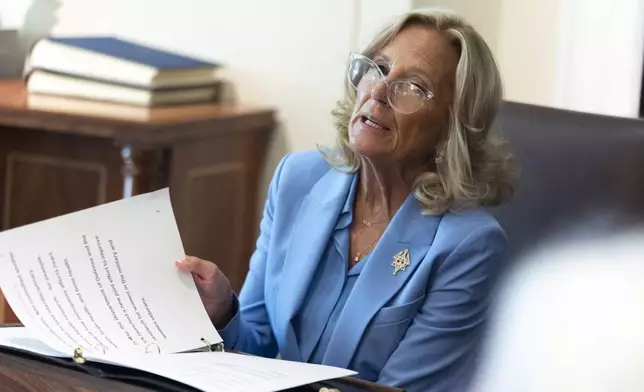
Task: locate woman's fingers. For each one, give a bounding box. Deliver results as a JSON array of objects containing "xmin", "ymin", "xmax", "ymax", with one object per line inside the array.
[
  {"xmin": 175, "ymin": 255, "xmax": 233, "ymax": 322},
  {"xmin": 175, "ymin": 259, "xmax": 193, "ymax": 271},
  {"xmin": 175, "ymin": 256, "xmax": 217, "ymax": 280}
]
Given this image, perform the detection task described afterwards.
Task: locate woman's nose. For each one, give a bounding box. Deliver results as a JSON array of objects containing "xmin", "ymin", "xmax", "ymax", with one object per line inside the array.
[{"xmin": 370, "ymin": 80, "xmax": 390, "ymax": 107}]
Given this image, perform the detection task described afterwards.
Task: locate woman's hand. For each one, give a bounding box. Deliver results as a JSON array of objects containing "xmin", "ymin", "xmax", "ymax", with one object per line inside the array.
[{"xmin": 175, "ymin": 256, "xmax": 234, "ymax": 328}]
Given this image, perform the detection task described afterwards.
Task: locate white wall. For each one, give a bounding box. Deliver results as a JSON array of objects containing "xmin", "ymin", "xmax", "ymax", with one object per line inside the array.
[
  {"xmin": 0, "ymin": 0, "xmax": 32, "ymax": 27},
  {"xmin": 356, "ymin": 0, "xmax": 413, "ymax": 50},
  {"xmin": 412, "ymin": 0, "xmax": 503, "ymax": 54},
  {"xmin": 414, "ymin": 0, "xmax": 644, "ymax": 118},
  {"xmin": 499, "ymin": 0, "xmax": 644, "ymax": 117},
  {"xmin": 554, "ymin": 0, "xmax": 644, "ymax": 117},
  {"xmin": 413, "ymin": 0, "xmax": 563, "ymax": 107},
  {"xmin": 495, "ymin": 0, "xmax": 564, "ymax": 107}
]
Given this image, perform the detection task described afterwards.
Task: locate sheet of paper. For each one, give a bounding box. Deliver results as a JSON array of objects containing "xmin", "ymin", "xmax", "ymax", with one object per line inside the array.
[
  {"xmin": 0, "ymin": 326, "xmax": 67, "ymax": 357},
  {"xmin": 94, "ymin": 351, "xmax": 357, "ymax": 392},
  {"xmin": 0, "ymin": 189, "xmax": 221, "ymax": 356}
]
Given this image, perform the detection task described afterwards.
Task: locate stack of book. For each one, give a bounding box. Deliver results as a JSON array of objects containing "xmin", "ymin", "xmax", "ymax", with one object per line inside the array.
[{"xmin": 24, "ymin": 36, "xmax": 221, "ymax": 114}]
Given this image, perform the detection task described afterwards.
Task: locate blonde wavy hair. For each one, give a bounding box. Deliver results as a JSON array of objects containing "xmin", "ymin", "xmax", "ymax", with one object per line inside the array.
[{"xmin": 320, "ymin": 7, "xmax": 517, "ymax": 215}]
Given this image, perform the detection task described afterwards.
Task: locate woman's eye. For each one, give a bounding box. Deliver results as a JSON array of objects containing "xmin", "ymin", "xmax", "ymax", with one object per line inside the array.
[
  {"xmin": 411, "ymin": 81, "xmax": 425, "ymax": 90},
  {"xmin": 376, "ymin": 63, "xmax": 389, "ymax": 75}
]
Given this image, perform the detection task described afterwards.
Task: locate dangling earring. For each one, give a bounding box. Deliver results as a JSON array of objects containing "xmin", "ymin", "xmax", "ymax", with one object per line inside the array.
[{"xmin": 434, "ymin": 149, "xmax": 444, "ymax": 164}]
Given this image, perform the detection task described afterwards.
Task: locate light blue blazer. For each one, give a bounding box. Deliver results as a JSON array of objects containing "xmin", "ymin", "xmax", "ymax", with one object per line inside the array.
[{"xmin": 219, "ymin": 150, "xmax": 507, "ymax": 392}]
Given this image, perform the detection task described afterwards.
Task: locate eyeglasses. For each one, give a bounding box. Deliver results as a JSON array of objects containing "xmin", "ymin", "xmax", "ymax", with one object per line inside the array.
[{"xmin": 347, "ymin": 52, "xmax": 434, "ymax": 114}]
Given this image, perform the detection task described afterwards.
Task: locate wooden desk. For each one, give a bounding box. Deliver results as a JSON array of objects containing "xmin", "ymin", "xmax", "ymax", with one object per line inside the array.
[
  {"xmin": 0, "ymin": 349, "xmax": 155, "ymax": 391},
  {"xmin": 0, "ymin": 80, "xmax": 276, "ymax": 323}
]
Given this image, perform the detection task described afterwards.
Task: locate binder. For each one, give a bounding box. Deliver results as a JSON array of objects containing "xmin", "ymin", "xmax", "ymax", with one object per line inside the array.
[
  {"xmin": 0, "ymin": 341, "xmax": 203, "ymax": 392},
  {"xmin": 0, "ymin": 324, "xmax": 223, "ymax": 392},
  {"xmin": 71, "ymin": 337, "xmax": 224, "ymax": 364},
  {"xmin": 1, "ymin": 343, "xmax": 383, "ymax": 392},
  {"xmin": 0, "ymin": 330, "xmax": 401, "ymax": 392}
]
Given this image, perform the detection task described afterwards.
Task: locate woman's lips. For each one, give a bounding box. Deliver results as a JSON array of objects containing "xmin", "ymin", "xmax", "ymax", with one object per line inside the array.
[{"xmin": 360, "ymin": 115, "xmax": 390, "ymax": 131}]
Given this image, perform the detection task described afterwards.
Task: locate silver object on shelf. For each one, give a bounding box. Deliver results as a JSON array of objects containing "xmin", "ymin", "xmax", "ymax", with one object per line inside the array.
[{"xmin": 0, "ymin": 30, "xmax": 25, "ymax": 79}]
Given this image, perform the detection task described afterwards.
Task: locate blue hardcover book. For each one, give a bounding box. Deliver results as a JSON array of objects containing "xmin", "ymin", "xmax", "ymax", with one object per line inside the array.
[
  {"xmin": 27, "ymin": 36, "xmax": 220, "ymax": 90},
  {"xmin": 48, "ymin": 37, "xmax": 217, "ymax": 70}
]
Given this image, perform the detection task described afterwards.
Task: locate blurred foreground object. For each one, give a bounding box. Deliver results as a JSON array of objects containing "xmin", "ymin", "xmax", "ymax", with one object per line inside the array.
[
  {"xmin": 470, "ymin": 228, "xmax": 644, "ymax": 392},
  {"xmin": 0, "ymin": 30, "xmax": 24, "ymax": 78},
  {"xmin": 24, "ymin": 36, "xmax": 221, "ymax": 106}
]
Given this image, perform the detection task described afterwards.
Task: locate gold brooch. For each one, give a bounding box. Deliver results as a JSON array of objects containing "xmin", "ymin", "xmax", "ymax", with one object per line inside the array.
[{"xmin": 392, "ymin": 249, "xmax": 411, "ymax": 275}]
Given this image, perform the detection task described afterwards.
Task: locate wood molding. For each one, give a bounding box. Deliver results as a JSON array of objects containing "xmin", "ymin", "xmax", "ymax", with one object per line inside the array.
[
  {"xmin": 181, "ymin": 161, "xmax": 246, "ymax": 287},
  {"xmin": 3, "ymin": 152, "xmax": 108, "ymax": 230},
  {"xmin": 0, "ymin": 290, "xmax": 5, "ymax": 324}
]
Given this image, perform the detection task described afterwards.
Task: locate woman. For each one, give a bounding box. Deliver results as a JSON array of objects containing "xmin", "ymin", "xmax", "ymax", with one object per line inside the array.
[{"xmin": 176, "ymin": 7, "xmax": 516, "ymax": 392}]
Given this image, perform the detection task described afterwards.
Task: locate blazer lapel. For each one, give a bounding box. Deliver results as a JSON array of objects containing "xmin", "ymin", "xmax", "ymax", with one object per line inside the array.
[
  {"xmin": 274, "ymin": 169, "xmax": 354, "ymax": 361},
  {"xmin": 322, "ymin": 194, "xmax": 442, "ymax": 368}
]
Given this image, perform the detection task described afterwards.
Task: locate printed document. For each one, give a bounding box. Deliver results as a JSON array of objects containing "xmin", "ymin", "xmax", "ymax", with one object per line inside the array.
[{"xmin": 0, "ymin": 189, "xmax": 356, "ymax": 391}]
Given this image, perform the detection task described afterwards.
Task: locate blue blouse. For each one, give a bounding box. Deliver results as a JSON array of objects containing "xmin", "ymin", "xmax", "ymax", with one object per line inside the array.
[{"xmin": 291, "ymin": 174, "xmax": 369, "ymax": 364}]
